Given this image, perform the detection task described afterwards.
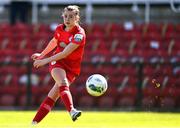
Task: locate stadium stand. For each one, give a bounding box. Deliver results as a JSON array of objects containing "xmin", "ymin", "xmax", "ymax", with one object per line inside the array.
[
  {"xmin": 0, "ymin": 22, "xmax": 180, "ymax": 110},
  {"xmin": 0, "ymin": 0, "xmax": 180, "ymax": 111}
]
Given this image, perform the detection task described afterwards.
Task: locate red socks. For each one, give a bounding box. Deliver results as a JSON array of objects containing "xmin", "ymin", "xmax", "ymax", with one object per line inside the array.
[
  {"xmin": 59, "ymin": 85, "xmax": 74, "ymax": 112},
  {"xmin": 32, "ymin": 85, "xmax": 74, "ymax": 124},
  {"xmin": 33, "ymin": 97, "xmax": 55, "ymax": 123}
]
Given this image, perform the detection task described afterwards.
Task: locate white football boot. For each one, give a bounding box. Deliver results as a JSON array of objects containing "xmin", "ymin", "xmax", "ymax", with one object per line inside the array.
[{"xmin": 70, "ymin": 108, "xmax": 82, "ymax": 121}]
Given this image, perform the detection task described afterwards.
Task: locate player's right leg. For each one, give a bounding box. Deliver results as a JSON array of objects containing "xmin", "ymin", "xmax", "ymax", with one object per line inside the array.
[{"xmin": 32, "ymin": 83, "xmax": 59, "ymax": 124}]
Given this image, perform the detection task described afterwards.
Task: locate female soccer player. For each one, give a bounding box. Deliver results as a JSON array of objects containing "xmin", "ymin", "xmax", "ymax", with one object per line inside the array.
[{"xmin": 31, "ymin": 5, "xmax": 86, "ymax": 124}]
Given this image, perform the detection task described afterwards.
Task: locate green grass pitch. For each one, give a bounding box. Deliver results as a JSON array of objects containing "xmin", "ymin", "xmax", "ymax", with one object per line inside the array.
[{"xmin": 0, "ymin": 111, "xmax": 180, "ymax": 128}]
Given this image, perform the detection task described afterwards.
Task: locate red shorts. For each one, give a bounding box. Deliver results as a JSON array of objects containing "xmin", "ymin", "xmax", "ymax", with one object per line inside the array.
[{"xmin": 49, "ymin": 61, "xmax": 77, "ymax": 83}]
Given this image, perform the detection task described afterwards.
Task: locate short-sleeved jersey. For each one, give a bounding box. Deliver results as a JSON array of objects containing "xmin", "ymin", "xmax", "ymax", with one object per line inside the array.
[{"xmin": 51, "ymin": 24, "xmax": 86, "ymax": 75}]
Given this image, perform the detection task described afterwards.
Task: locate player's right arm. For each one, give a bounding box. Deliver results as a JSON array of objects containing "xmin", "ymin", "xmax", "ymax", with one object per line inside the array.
[{"xmin": 31, "ymin": 37, "xmax": 58, "ymax": 60}]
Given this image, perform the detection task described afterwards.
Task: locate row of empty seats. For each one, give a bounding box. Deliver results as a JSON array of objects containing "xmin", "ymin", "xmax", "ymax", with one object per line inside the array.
[
  {"xmin": 1, "ymin": 22, "xmax": 180, "ymax": 34},
  {"xmin": 0, "ymin": 84, "xmax": 180, "ymax": 109},
  {"xmin": 0, "ymin": 63, "xmax": 179, "ymax": 86}
]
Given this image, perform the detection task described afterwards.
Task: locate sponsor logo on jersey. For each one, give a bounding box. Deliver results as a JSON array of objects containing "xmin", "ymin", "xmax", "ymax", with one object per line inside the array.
[
  {"xmin": 59, "ymin": 42, "xmax": 67, "ymax": 48},
  {"xmin": 74, "ymin": 34, "xmax": 83, "ymax": 42}
]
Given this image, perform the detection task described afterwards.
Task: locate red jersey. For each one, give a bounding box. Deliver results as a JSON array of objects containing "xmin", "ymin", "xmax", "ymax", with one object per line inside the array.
[{"xmin": 51, "ymin": 24, "xmax": 86, "ymax": 76}]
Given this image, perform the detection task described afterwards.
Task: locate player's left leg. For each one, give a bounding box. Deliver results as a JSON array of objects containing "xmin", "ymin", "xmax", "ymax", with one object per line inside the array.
[
  {"xmin": 51, "ymin": 68, "xmax": 81, "ymax": 121},
  {"xmin": 32, "ymin": 83, "xmax": 59, "ymax": 124},
  {"xmin": 59, "ymin": 85, "xmax": 81, "ymax": 121}
]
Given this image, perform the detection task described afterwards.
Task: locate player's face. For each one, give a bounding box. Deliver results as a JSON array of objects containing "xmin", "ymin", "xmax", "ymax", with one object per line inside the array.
[{"xmin": 63, "ymin": 11, "xmax": 78, "ymax": 28}]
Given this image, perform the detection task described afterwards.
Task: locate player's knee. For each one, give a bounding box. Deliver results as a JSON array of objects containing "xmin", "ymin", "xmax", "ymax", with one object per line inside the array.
[
  {"xmin": 48, "ymin": 92, "xmax": 59, "ymax": 101},
  {"xmin": 47, "ymin": 94, "xmax": 57, "ymax": 102},
  {"xmin": 57, "ymin": 78, "xmax": 69, "ymax": 87}
]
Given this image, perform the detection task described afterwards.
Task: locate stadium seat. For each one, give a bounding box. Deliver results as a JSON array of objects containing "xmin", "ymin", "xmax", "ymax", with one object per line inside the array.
[
  {"xmin": 175, "ymin": 88, "xmax": 180, "ymax": 107},
  {"xmin": 0, "ymin": 94, "xmax": 16, "ymax": 106},
  {"xmin": 78, "ymin": 95, "xmax": 95, "ymax": 108},
  {"xmin": 75, "ymin": 87, "xmax": 96, "ymax": 108},
  {"xmin": 141, "ymin": 96, "xmax": 156, "ymax": 109},
  {"xmin": 98, "ymin": 96, "xmax": 115, "ymax": 109},
  {"xmin": 117, "ymin": 86, "xmax": 137, "ymax": 108},
  {"xmin": 18, "ymin": 94, "xmax": 36, "ymax": 107},
  {"xmin": 97, "ymin": 85, "xmax": 119, "ymax": 109},
  {"xmin": 0, "ymin": 36, "xmax": 14, "ymax": 50},
  {"xmin": 31, "ymin": 32, "xmax": 50, "ymax": 51},
  {"xmin": 12, "ymin": 23, "xmax": 31, "ymax": 37},
  {"xmin": 106, "ymin": 23, "xmax": 123, "ymax": 38},
  {"xmin": 30, "ymin": 86, "xmax": 51, "ymax": 106},
  {"xmin": 141, "ymin": 23, "xmax": 161, "ymax": 37},
  {"xmin": 0, "ymin": 66, "xmax": 18, "ymax": 86},
  {"xmin": 142, "ymin": 85, "xmax": 161, "ymax": 108},
  {"xmin": 16, "ymin": 50, "xmax": 33, "ymax": 63},
  {"xmin": 14, "ymin": 37, "xmax": 32, "ymax": 50},
  {"xmin": 159, "ymin": 97, "xmax": 176, "ymax": 109},
  {"xmin": 89, "ymin": 23, "xmax": 104, "ymax": 38},
  {"xmin": 117, "ymin": 96, "xmax": 136, "ymax": 108},
  {"xmin": 32, "ymin": 24, "xmax": 51, "ymax": 34},
  {"xmin": 0, "ymin": 86, "xmax": 19, "ymax": 106},
  {"xmin": 161, "ymin": 87, "xmax": 178, "ymax": 98},
  {"xmin": 0, "ymin": 23, "xmax": 11, "ymax": 34}
]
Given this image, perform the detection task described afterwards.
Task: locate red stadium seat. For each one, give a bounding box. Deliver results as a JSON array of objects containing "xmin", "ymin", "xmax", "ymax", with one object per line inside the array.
[
  {"xmin": 175, "ymin": 88, "xmax": 180, "ymax": 107},
  {"xmin": 117, "ymin": 96, "xmax": 136, "ymax": 108},
  {"xmin": 0, "ymin": 94, "xmax": 16, "ymax": 106},
  {"xmin": 142, "ymin": 96, "xmax": 156, "ymax": 109},
  {"xmin": 117, "ymin": 85, "xmax": 137, "ymax": 107},
  {"xmin": 141, "ymin": 23, "xmax": 162, "ymax": 37},
  {"xmin": 0, "ymin": 23, "xmax": 11, "ymax": 34},
  {"xmin": 88, "ymin": 23, "xmax": 105, "ymax": 39},
  {"xmin": 31, "ymin": 32, "xmax": 50, "ymax": 51},
  {"xmin": 0, "ymin": 36, "xmax": 14, "ymax": 50},
  {"xmin": 97, "ymin": 86, "xmax": 118, "ymax": 108},
  {"xmin": 106, "ymin": 23, "xmax": 123, "ymax": 38},
  {"xmin": 142, "ymin": 86, "xmax": 161, "ymax": 108},
  {"xmin": 78, "ymin": 95, "xmax": 95, "ymax": 108},
  {"xmin": 18, "ymin": 94, "xmax": 36, "ymax": 107},
  {"xmin": 161, "ymin": 87, "xmax": 178, "ymax": 98},
  {"xmin": 98, "ymin": 96, "xmax": 115, "ymax": 109},
  {"xmin": 159, "ymin": 97, "xmax": 176, "ymax": 109},
  {"xmin": 0, "ymin": 66, "xmax": 18, "ymax": 86},
  {"xmin": 118, "ymin": 85, "xmax": 138, "ymax": 98},
  {"xmin": 0, "ymin": 86, "xmax": 19, "ymax": 106},
  {"xmin": 16, "ymin": 50, "xmax": 33, "ymax": 63},
  {"xmin": 32, "ymin": 24, "xmax": 51, "ymax": 34},
  {"xmin": 14, "ymin": 37, "xmax": 33, "ymax": 50}
]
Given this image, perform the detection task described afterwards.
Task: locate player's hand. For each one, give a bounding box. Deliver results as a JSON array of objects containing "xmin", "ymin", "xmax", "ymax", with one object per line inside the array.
[
  {"xmin": 31, "ymin": 53, "xmax": 43, "ymax": 60},
  {"xmin": 33, "ymin": 59, "xmax": 48, "ymax": 68}
]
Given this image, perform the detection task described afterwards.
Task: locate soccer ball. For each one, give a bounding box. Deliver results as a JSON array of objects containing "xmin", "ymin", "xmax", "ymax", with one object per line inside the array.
[{"xmin": 86, "ymin": 74, "xmax": 108, "ymax": 96}]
